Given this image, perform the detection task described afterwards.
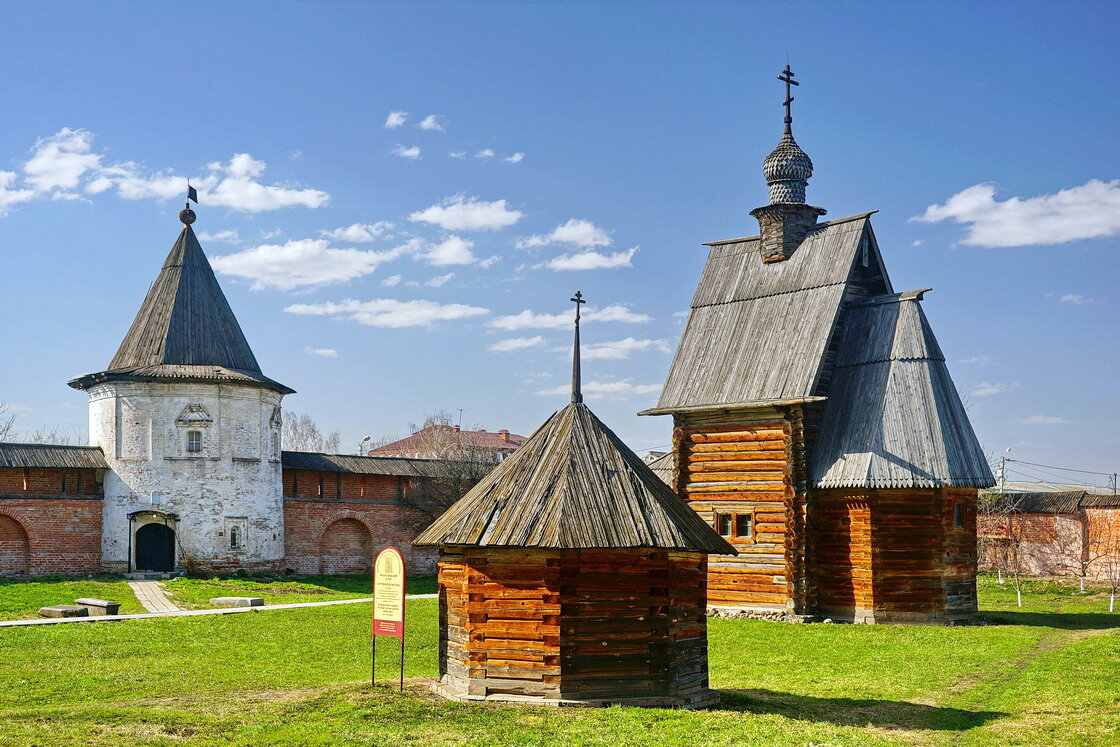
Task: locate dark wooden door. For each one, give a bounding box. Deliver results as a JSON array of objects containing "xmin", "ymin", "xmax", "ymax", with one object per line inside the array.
[{"xmin": 136, "ymin": 523, "xmax": 175, "ymax": 572}]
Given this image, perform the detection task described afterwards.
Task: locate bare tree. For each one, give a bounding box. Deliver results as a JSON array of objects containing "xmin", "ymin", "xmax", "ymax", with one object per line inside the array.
[
  {"xmin": 978, "ymin": 490, "xmax": 1027, "ymax": 607},
  {"xmin": 385, "ymin": 410, "xmax": 504, "ymax": 524},
  {"xmin": 24, "ymin": 424, "xmax": 86, "ymax": 445},
  {"xmin": 281, "ymin": 411, "xmax": 342, "ymax": 453},
  {"xmin": 0, "ymin": 402, "xmax": 15, "ymax": 442},
  {"xmin": 1086, "ymin": 512, "xmax": 1120, "ymax": 612}
]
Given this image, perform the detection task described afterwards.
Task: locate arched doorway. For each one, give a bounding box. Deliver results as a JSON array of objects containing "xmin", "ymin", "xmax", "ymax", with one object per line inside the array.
[
  {"xmin": 0, "ymin": 515, "xmax": 30, "ymax": 576},
  {"xmin": 136, "ymin": 523, "xmax": 175, "ymax": 572},
  {"xmin": 319, "ymin": 518, "xmax": 371, "ymax": 574}
]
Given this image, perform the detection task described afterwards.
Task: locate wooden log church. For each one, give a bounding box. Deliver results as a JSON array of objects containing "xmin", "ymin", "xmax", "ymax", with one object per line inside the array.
[
  {"xmin": 640, "ymin": 68, "xmax": 995, "ymax": 624},
  {"xmin": 416, "ymin": 295, "xmax": 733, "ymax": 707}
]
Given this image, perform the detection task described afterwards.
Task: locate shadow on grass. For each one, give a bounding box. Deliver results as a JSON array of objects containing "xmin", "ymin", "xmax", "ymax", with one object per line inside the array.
[
  {"xmin": 978, "ymin": 610, "xmax": 1120, "ymax": 631},
  {"xmin": 719, "ymin": 689, "xmax": 1004, "ymax": 732}
]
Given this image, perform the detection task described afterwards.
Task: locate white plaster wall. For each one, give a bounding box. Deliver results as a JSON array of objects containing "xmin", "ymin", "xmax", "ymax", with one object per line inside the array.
[{"xmin": 88, "ymin": 381, "xmax": 286, "ymax": 571}]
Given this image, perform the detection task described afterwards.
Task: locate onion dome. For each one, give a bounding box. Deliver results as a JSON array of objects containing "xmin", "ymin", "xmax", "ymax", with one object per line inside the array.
[{"xmin": 762, "ymin": 132, "xmax": 814, "ymax": 204}]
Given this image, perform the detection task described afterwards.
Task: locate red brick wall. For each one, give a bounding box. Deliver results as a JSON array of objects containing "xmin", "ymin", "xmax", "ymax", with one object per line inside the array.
[
  {"xmin": 0, "ymin": 467, "xmax": 102, "ymax": 497},
  {"xmin": 282, "ymin": 469, "xmax": 406, "ymax": 502},
  {"xmin": 283, "ymin": 499, "xmax": 436, "ymax": 576},
  {"xmin": 0, "ymin": 502, "xmax": 102, "ymax": 576}
]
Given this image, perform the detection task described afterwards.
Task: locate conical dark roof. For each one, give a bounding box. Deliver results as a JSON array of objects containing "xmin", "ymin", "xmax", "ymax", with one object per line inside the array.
[
  {"xmin": 69, "ymin": 224, "xmax": 292, "ymax": 393},
  {"xmin": 415, "ymin": 402, "xmax": 735, "ymax": 554}
]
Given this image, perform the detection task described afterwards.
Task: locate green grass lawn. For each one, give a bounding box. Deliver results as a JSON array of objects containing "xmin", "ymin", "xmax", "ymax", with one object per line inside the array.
[
  {"xmin": 164, "ymin": 574, "xmax": 438, "ymax": 609},
  {"xmin": 0, "ymin": 576, "xmax": 1116, "ymax": 746},
  {"xmin": 0, "ymin": 576, "xmax": 147, "ymax": 619}
]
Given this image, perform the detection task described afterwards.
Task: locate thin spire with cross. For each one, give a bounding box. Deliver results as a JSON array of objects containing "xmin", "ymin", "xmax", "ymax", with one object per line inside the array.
[
  {"xmin": 570, "ymin": 291, "xmax": 586, "ymax": 404},
  {"xmin": 777, "ymin": 64, "xmax": 799, "ymax": 135}
]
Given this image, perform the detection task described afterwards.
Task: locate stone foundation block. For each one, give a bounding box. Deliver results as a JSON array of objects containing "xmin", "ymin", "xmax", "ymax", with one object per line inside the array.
[
  {"xmin": 39, "ymin": 605, "xmax": 89, "ymax": 618},
  {"xmin": 75, "ymin": 598, "xmax": 121, "ymax": 616},
  {"xmin": 210, "ymin": 597, "xmax": 265, "ymax": 608}
]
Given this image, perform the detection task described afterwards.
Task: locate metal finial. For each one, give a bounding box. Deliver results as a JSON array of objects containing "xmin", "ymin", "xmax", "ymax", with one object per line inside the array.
[
  {"xmin": 777, "ymin": 65, "xmax": 800, "ymax": 135},
  {"xmin": 180, "ymin": 180, "xmax": 198, "ymax": 225},
  {"xmin": 570, "ymin": 291, "xmax": 586, "ymax": 404}
]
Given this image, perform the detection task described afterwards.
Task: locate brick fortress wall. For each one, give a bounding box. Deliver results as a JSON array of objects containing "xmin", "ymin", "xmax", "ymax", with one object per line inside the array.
[
  {"xmin": 282, "ymin": 468, "xmax": 437, "ymax": 576},
  {"xmin": 0, "ymin": 467, "xmax": 103, "ymax": 575}
]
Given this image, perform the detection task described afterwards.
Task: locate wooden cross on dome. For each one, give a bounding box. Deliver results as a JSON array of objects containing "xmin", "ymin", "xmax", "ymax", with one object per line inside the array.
[
  {"xmin": 570, "ymin": 291, "xmax": 586, "ymax": 404},
  {"xmin": 778, "ymin": 65, "xmax": 799, "ymax": 135}
]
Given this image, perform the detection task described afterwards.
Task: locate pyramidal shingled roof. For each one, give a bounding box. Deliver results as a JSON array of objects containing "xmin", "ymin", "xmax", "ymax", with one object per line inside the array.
[
  {"xmin": 415, "ymin": 402, "xmax": 735, "ymax": 554},
  {"xmin": 69, "ymin": 224, "xmax": 293, "ymax": 394}
]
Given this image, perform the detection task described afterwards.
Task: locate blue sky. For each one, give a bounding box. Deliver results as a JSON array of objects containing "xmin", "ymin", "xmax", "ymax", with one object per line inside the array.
[{"xmin": 0, "ymin": 1, "xmax": 1116, "ymax": 485}]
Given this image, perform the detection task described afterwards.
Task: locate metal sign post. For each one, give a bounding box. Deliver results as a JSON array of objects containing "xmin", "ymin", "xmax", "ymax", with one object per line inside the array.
[{"xmin": 371, "ymin": 546, "xmax": 407, "ymax": 692}]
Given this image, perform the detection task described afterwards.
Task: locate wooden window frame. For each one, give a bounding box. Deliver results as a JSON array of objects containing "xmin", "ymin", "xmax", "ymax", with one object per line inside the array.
[
  {"xmin": 714, "ymin": 510, "xmax": 756, "ymax": 542},
  {"xmin": 953, "ymin": 502, "xmax": 965, "ymax": 528}
]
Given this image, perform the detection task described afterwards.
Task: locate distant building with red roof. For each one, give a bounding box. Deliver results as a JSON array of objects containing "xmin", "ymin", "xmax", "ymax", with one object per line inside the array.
[{"xmin": 368, "ymin": 425, "xmax": 528, "ymax": 461}]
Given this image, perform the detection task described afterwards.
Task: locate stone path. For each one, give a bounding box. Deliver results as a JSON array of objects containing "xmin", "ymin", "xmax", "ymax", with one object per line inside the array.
[
  {"xmin": 0, "ymin": 593, "xmax": 439, "ymax": 628},
  {"xmin": 127, "ymin": 580, "xmax": 182, "ymax": 613}
]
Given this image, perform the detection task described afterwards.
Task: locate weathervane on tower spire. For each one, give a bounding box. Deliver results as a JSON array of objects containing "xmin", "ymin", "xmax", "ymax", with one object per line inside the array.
[
  {"xmin": 570, "ymin": 291, "xmax": 586, "ymax": 404},
  {"xmin": 180, "ymin": 180, "xmax": 198, "ymax": 225},
  {"xmin": 778, "ymin": 64, "xmax": 799, "ymax": 135}
]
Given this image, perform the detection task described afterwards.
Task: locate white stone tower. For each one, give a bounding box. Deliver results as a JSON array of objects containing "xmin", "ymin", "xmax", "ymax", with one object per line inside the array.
[{"xmin": 70, "ymin": 204, "xmax": 294, "ymax": 574}]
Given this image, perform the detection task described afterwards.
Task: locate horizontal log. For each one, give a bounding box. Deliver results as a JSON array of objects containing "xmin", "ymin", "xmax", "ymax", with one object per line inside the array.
[
  {"xmin": 689, "ymin": 441, "xmax": 787, "ymax": 453},
  {"xmin": 686, "ymin": 482, "xmax": 786, "ymax": 493},
  {"xmin": 688, "ymin": 431, "xmax": 787, "ymax": 444},
  {"xmin": 687, "ymin": 471, "xmax": 789, "ymax": 483},
  {"xmin": 689, "ymin": 451, "xmax": 789, "ymax": 463}
]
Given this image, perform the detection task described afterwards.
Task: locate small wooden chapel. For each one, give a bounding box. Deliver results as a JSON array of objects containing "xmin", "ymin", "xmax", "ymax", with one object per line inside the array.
[
  {"xmin": 640, "ymin": 68, "xmax": 995, "ymax": 624},
  {"xmin": 416, "ymin": 293, "xmax": 733, "ymax": 708}
]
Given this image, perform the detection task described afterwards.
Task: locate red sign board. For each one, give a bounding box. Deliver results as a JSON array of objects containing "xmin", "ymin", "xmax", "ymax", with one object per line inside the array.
[{"xmin": 372, "ymin": 546, "xmax": 406, "ymax": 638}]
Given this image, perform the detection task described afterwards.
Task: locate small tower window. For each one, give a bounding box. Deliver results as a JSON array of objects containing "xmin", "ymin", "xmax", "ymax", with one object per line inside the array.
[
  {"xmin": 271, "ymin": 432, "xmax": 280, "ymax": 459},
  {"xmin": 186, "ymin": 430, "xmax": 203, "ymax": 453},
  {"xmin": 229, "ymin": 526, "xmax": 241, "ymax": 549},
  {"xmin": 735, "ymin": 513, "xmax": 753, "ymax": 539},
  {"xmin": 716, "ymin": 513, "xmax": 732, "ymax": 537},
  {"xmin": 954, "ymin": 503, "xmax": 965, "ymax": 528}
]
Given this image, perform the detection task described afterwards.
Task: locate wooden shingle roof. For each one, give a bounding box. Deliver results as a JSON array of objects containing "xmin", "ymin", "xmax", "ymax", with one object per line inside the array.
[
  {"xmin": 69, "ymin": 224, "xmax": 293, "ymax": 394},
  {"xmin": 645, "ymin": 213, "xmax": 886, "ymax": 414},
  {"xmin": 0, "ymin": 443, "xmax": 108, "ymax": 469},
  {"xmin": 810, "ymin": 291, "xmax": 994, "ymax": 489},
  {"xmin": 281, "ymin": 451, "xmax": 440, "ymax": 478},
  {"xmin": 415, "ymin": 402, "xmax": 735, "ymax": 553}
]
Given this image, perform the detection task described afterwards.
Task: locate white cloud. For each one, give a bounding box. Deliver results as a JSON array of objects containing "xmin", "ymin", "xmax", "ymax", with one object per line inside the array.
[
  {"xmin": 536, "ymin": 379, "xmax": 660, "ymax": 401},
  {"xmin": 488, "ymin": 336, "xmax": 545, "ymax": 352},
  {"xmin": 381, "ymin": 274, "xmax": 403, "ymax": 287},
  {"xmin": 959, "ymin": 355, "xmax": 992, "ymax": 365},
  {"xmin": 423, "ymin": 235, "xmax": 477, "ymax": 266},
  {"xmin": 425, "ymin": 272, "xmax": 455, "ymax": 287},
  {"xmin": 912, "ymin": 179, "xmax": 1120, "ymax": 247},
  {"xmin": 211, "ymin": 239, "xmax": 407, "ymax": 290},
  {"xmin": 23, "ymin": 128, "xmax": 102, "ymax": 193},
  {"xmin": 1060, "ymin": 294, "xmax": 1096, "ymax": 305},
  {"xmin": 543, "ymin": 246, "xmax": 638, "ymax": 271},
  {"xmin": 504, "ymin": 152, "xmax": 525, "ymax": 164},
  {"xmin": 285, "ymin": 298, "xmax": 489, "ymax": 328},
  {"xmin": 391, "ymin": 145, "xmax": 421, "ymax": 160},
  {"xmin": 449, "ymin": 151, "xmax": 467, "ymax": 159},
  {"xmin": 319, "ymin": 221, "xmax": 393, "ymax": 243},
  {"xmin": 971, "ymin": 381, "xmax": 1019, "ymax": 397},
  {"xmin": 305, "ymin": 347, "xmax": 340, "ymax": 358},
  {"xmin": 489, "ymin": 303, "xmax": 651, "ymax": 331},
  {"xmin": 475, "ymin": 149, "xmax": 495, "ymax": 159},
  {"xmin": 197, "ymin": 229, "xmax": 241, "ymax": 244},
  {"xmin": 0, "ymin": 171, "xmax": 36, "ymax": 216},
  {"xmin": 418, "ymin": 115, "xmax": 446, "ymax": 132},
  {"xmin": 517, "ymin": 218, "xmax": 613, "ymax": 250},
  {"xmin": 384, "ymin": 111, "xmax": 409, "ymax": 129},
  {"xmin": 911, "ymin": 239, "xmax": 924, "ymax": 247},
  {"xmin": 261, "ymin": 228, "xmax": 282, "ymax": 239},
  {"xmin": 409, "ymin": 194, "xmax": 523, "ymax": 231},
  {"xmin": 1, "ymin": 129, "xmax": 328, "ymax": 216},
  {"xmin": 1019, "ymin": 415, "xmax": 1072, "ymax": 425},
  {"xmin": 579, "ymin": 337, "xmax": 671, "ymax": 360},
  {"xmin": 478, "ymin": 255, "xmax": 501, "ymax": 269}
]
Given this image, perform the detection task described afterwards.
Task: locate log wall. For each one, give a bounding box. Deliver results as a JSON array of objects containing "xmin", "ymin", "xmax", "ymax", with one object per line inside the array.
[
  {"xmin": 810, "ymin": 488, "xmax": 978, "ymax": 623},
  {"xmin": 434, "ymin": 546, "xmax": 715, "ymax": 707},
  {"xmin": 672, "ymin": 407, "xmax": 805, "ymax": 613}
]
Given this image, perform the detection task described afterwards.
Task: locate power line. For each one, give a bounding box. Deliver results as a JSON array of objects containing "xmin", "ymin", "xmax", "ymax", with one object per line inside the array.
[{"xmin": 1006, "ymin": 458, "xmax": 1113, "ymax": 477}]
